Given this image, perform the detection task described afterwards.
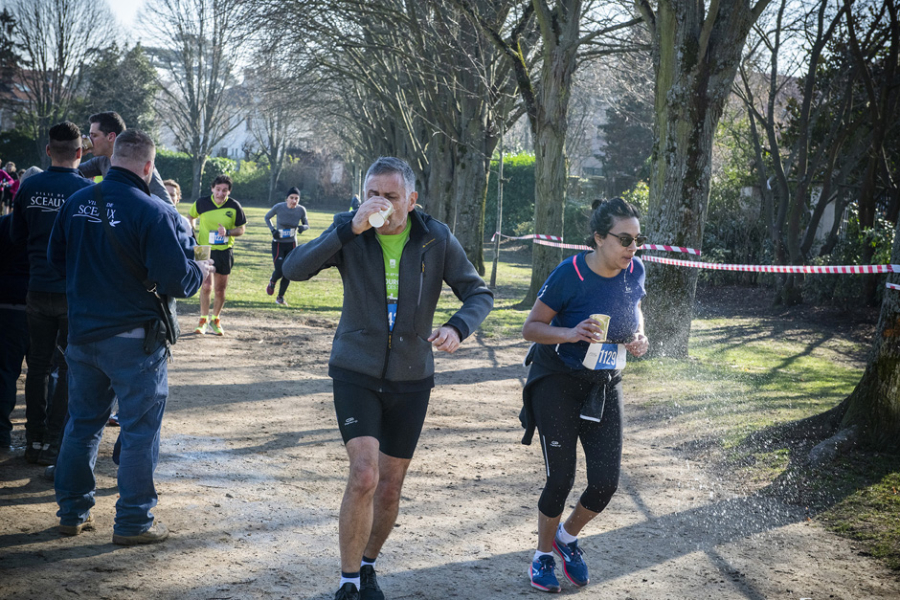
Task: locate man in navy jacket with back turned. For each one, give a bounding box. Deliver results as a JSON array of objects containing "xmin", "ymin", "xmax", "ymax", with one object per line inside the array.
[
  {"xmin": 48, "ymin": 130, "xmax": 213, "ymax": 545},
  {"xmin": 11, "ymin": 121, "xmax": 93, "ymax": 465}
]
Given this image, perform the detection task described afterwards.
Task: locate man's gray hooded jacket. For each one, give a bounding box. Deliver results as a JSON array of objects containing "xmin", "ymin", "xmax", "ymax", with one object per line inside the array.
[{"xmin": 282, "ymin": 209, "xmax": 493, "ymax": 386}]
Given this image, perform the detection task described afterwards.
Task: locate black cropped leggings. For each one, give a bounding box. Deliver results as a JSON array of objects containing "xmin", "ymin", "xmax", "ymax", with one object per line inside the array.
[
  {"xmin": 531, "ymin": 371, "xmax": 623, "ymax": 517},
  {"xmin": 270, "ymin": 241, "xmax": 296, "ymax": 296}
]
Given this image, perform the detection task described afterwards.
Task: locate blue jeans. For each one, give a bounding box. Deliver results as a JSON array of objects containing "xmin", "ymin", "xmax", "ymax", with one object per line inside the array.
[
  {"xmin": 55, "ymin": 335, "xmax": 168, "ymax": 535},
  {"xmin": 0, "ymin": 306, "xmax": 28, "ymax": 447}
]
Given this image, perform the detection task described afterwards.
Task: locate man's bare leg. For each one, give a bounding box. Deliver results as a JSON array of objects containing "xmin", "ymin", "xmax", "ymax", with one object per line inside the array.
[
  {"xmin": 198, "ymin": 279, "xmax": 212, "ymax": 316},
  {"xmin": 362, "ymin": 452, "xmax": 412, "ymax": 559},
  {"xmin": 212, "ymin": 273, "xmax": 228, "ymax": 317},
  {"xmin": 339, "ymin": 436, "xmax": 381, "ymax": 573}
]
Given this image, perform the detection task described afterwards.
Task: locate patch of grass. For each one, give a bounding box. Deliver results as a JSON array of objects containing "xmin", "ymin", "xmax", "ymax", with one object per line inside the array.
[
  {"xmin": 629, "ymin": 315, "xmax": 863, "ymax": 449},
  {"xmin": 813, "ymin": 456, "xmax": 900, "ymax": 570},
  {"xmin": 175, "ymin": 206, "xmax": 535, "ymax": 332}
]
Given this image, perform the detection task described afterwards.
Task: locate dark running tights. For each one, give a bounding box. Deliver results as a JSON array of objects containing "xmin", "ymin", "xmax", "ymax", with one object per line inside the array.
[
  {"xmin": 270, "ymin": 241, "xmax": 295, "ymax": 296},
  {"xmin": 531, "ymin": 371, "xmax": 623, "ymax": 517}
]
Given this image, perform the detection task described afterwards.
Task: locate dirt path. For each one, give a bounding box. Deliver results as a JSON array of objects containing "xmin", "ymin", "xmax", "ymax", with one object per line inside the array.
[{"xmin": 1, "ymin": 312, "xmax": 898, "ymax": 599}]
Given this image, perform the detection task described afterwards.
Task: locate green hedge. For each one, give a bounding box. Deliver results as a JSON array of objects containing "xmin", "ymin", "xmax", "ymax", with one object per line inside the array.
[
  {"xmin": 0, "ymin": 129, "xmax": 44, "ymax": 171},
  {"xmin": 155, "ymin": 150, "xmax": 237, "ymax": 201},
  {"xmin": 154, "ymin": 150, "xmax": 340, "ymax": 206},
  {"xmin": 484, "ymin": 153, "xmax": 610, "ymax": 246},
  {"xmin": 484, "ymin": 153, "xmax": 536, "ymax": 237}
]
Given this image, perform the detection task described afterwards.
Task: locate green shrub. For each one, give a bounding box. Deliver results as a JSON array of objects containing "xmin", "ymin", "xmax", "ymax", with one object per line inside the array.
[
  {"xmin": 484, "ymin": 152, "xmax": 536, "ymax": 237},
  {"xmin": 155, "ymin": 149, "xmax": 272, "ymax": 204},
  {"xmin": 803, "ymin": 207, "xmax": 895, "ymax": 307},
  {"xmin": 0, "ymin": 128, "xmax": 43, "ymax": 170}
]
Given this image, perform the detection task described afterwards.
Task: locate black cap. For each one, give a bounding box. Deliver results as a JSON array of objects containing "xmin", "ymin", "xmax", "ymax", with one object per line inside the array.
[{"xmin": 287, "ymin": 187, "xmax": 301, "ymax": 198}]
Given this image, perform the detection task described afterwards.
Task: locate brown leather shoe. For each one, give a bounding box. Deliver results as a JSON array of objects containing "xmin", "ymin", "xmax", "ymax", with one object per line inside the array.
[
  {"xmin": 59, "ymin": 514, "xmax": 95, "ymax": 536},
  {"xmin": 112, "ymin": 520, "xmax": 169, "ymax": 546}
]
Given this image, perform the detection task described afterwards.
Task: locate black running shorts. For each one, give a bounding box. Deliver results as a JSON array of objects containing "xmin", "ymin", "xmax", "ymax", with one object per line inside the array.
[
  {"xmin": 210, "ymin": 247, "xmax": 234, "ymax": 276},
  {"xmin": 332, "ymin": 379, "xmax": 431, "ymax": 459}
]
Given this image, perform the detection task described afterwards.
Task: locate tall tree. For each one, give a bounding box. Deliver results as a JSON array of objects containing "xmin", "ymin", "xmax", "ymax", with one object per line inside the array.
[
  {"xmin": 845, "ymin": 0, "xmax": 900, "ymax": 302},
  {"xmin": 635, "ymin": 0, "xmax": 773, "ymax": 356},
  {"xmin": 0, "ymin": 8, "xmax": 19, "ymax": 81},
  {"xmin": 254, "ymin": 0, "xmax": 524, "ymax": 273},
  {"xmin": 737, "ymin": 0, "xmax": 866, "ymax": 305},
  {"xmin": 147, "ymin": 0, "xmax": 246, "ymax": 201},
  {"xmin": 245, "ymin": 49, "xmax": 315, "ymax": 205},
  {"xmin": 452, "ymin": 0, "xmax": 643, "ymax": 303},
  {"xmin": 82, "ymin": 44, "xmax": 160, "ymax": 134},
  {"xmin": 7, "ymin": 0, "xmax": 114, "ymax": 166},
  {"xmin": 839, "ymin": 218, "xmax": 900, "ymax": 449}
]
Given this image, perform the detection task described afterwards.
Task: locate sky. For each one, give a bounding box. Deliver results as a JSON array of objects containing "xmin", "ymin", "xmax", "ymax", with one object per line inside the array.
[{"xmin": 106, "ymin": 0, "xmax": 142, "ymax": 32}]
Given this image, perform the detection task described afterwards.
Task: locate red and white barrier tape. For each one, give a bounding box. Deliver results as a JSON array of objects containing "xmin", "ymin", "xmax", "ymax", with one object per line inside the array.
[
  {"xmin": 522, "ymin": 236, "xmax": 899, "ymax": 290},
  {"xmin": 532, "ymin": 239, "xmax": 592, "ymax": 251},
  {"xmin": 512, "ymin": 234, "xmax": 702, "ymax": 255},
  {"xmin": 492, "ymin": 232, "xmax": 563, "ymax": 242},
  {"xmin": 642, "ymin": 254, "xmax": 900, "ymax": 275}
]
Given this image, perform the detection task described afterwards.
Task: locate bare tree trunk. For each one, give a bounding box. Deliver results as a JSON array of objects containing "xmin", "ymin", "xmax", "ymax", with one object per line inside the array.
[
  {"xmin": 638, "ymin": 0, "xmax": 770, "ymax": 356},
  {"xmin": 267, "ymin": 161, "xmax": 283, "ymax": 206},
  {"xmin": 451, "ymin": 142, "xmax": 492, "ymax": 274},
  {"xmin": 191, "ymin": 154, "xmax": 207, "ymax": 202},
  {"xmin": 840, "ymin": 215, "xmax": 900, "ymax": 450},
  {"xmin": 520, "ymin": 7, "xmax": 580, "ymax": 306},
  {"xmin": 425, "ymin": 132, "xmax": 454, "ymax": 224}
]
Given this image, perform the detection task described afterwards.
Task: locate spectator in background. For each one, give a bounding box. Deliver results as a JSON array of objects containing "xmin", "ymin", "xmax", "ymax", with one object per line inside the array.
[
  {"xmin": 20, "ymin": 167, "xmax": 42, "ymax": 183},
  {"xmin": 5, "ymin": 163, "xmax": 18, "ymax": 199},
  {"xmin": 164, "ymin": 179, "xmax": 181, "ymax": 205},
  {"xmin": 78, "ymin": 112, "xmax": 172, "ymax": 204},
  {"xmin": 163, "ymin": 179, "xmax": 192, "ymax": 233},
  {"xmin": 11, "ymin": 122, "xmax": 93, "ymax": 466},
  {"xmin": 0, "ymin": 159, "xmax": 13, "ymax": 215},
  {"xmin": 0, "ymin": 213, "xmax": 29, "ymax": 453}
]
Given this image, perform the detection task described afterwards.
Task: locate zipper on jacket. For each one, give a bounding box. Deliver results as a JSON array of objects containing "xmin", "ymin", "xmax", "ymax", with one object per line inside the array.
[
  {"xmin": 417, "ymin": 259, "xmax": 425, "ymax": 306},
  {"xmin": 380, "ymin": 241, "xmax": 391, "ymax": 380}
]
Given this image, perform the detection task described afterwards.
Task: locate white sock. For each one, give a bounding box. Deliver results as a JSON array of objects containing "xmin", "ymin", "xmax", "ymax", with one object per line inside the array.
[
  {"xmin": 361, "ymin": 558, "xmax": 376, "ymax": 567},
  {"xmin": 339, "ymin": 576, "xmax": 360, "ymax": 590},
  {"xmin": 533, "ymin": 550, "xmax": 553, "ymax": 562},
  {"xmin": 556, "ymin": 523, "xmax": 577, "ymax": 544}
]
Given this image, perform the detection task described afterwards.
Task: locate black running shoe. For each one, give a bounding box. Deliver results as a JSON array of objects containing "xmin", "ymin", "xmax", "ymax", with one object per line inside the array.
[
  {"xmin": 360, "ymin": 565, "xmax": 385, "ymax": 600},
  {"xmin": 334, "ymin": 582, "xmax": 359, "ymax": 600},
  {"xmin": 24, "ymin": 440, "xmax": 43, "ymax": 464}
]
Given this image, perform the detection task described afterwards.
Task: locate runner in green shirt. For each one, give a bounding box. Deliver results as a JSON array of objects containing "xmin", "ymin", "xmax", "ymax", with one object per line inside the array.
[{"xmin": 188, "ymin": 174, "xmax": 246, "ymax": 336}]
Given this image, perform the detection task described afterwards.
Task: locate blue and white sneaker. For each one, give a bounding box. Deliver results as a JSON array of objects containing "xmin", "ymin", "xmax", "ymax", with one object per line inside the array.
[
  {"xmin": 553, "ymin": 536, "xmax": 589, "ymax": 587},
  {"xmin": 530, "ymin": 554, "xmax": 561, "ymax": 593}
]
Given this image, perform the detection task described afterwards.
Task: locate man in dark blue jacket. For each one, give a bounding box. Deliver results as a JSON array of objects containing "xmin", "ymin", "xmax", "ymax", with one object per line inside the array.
[
  {"xmin": 0, "ymin": 213, "xmax": 29, "ymax": 451},
  {"xmin": 48, "ymin": 129, "xmax": 213, "ymax": 545},
  {"xmin": 11, "ymin": 121, "xmax": 93, "ymax": 465}
]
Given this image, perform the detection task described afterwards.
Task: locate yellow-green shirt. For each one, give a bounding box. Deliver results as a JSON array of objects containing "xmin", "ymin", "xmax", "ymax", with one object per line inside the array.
[
  {"xmin": 189, "ymin": 195, "xmax": 247, "ymax": 250},
  {"xmin": 376, "ymin": 220, "xmax": 411, "ymax": 331}
]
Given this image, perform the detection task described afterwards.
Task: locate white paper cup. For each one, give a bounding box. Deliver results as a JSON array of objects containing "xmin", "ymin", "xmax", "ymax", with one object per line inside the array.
[{"xmin": 368, "ymin": 205, "xmax": 393, "ymax": 228}]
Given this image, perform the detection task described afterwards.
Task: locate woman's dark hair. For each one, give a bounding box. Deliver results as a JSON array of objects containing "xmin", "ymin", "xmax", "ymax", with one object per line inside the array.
[{"xmin": 587, "ymin": 197, "xmax": 641, "ymax": 248}]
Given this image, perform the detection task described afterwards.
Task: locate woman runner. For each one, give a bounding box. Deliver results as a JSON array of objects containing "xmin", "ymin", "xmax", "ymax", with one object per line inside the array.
[{"xmin": 520, "ymin": 197, "xmax": 650, "ymax": 593}]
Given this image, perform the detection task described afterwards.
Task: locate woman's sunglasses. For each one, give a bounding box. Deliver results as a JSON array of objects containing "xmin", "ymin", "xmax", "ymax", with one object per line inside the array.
[{"xmin": 607, "ymin": 232, "xmax": 647, "ymax": 247}]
